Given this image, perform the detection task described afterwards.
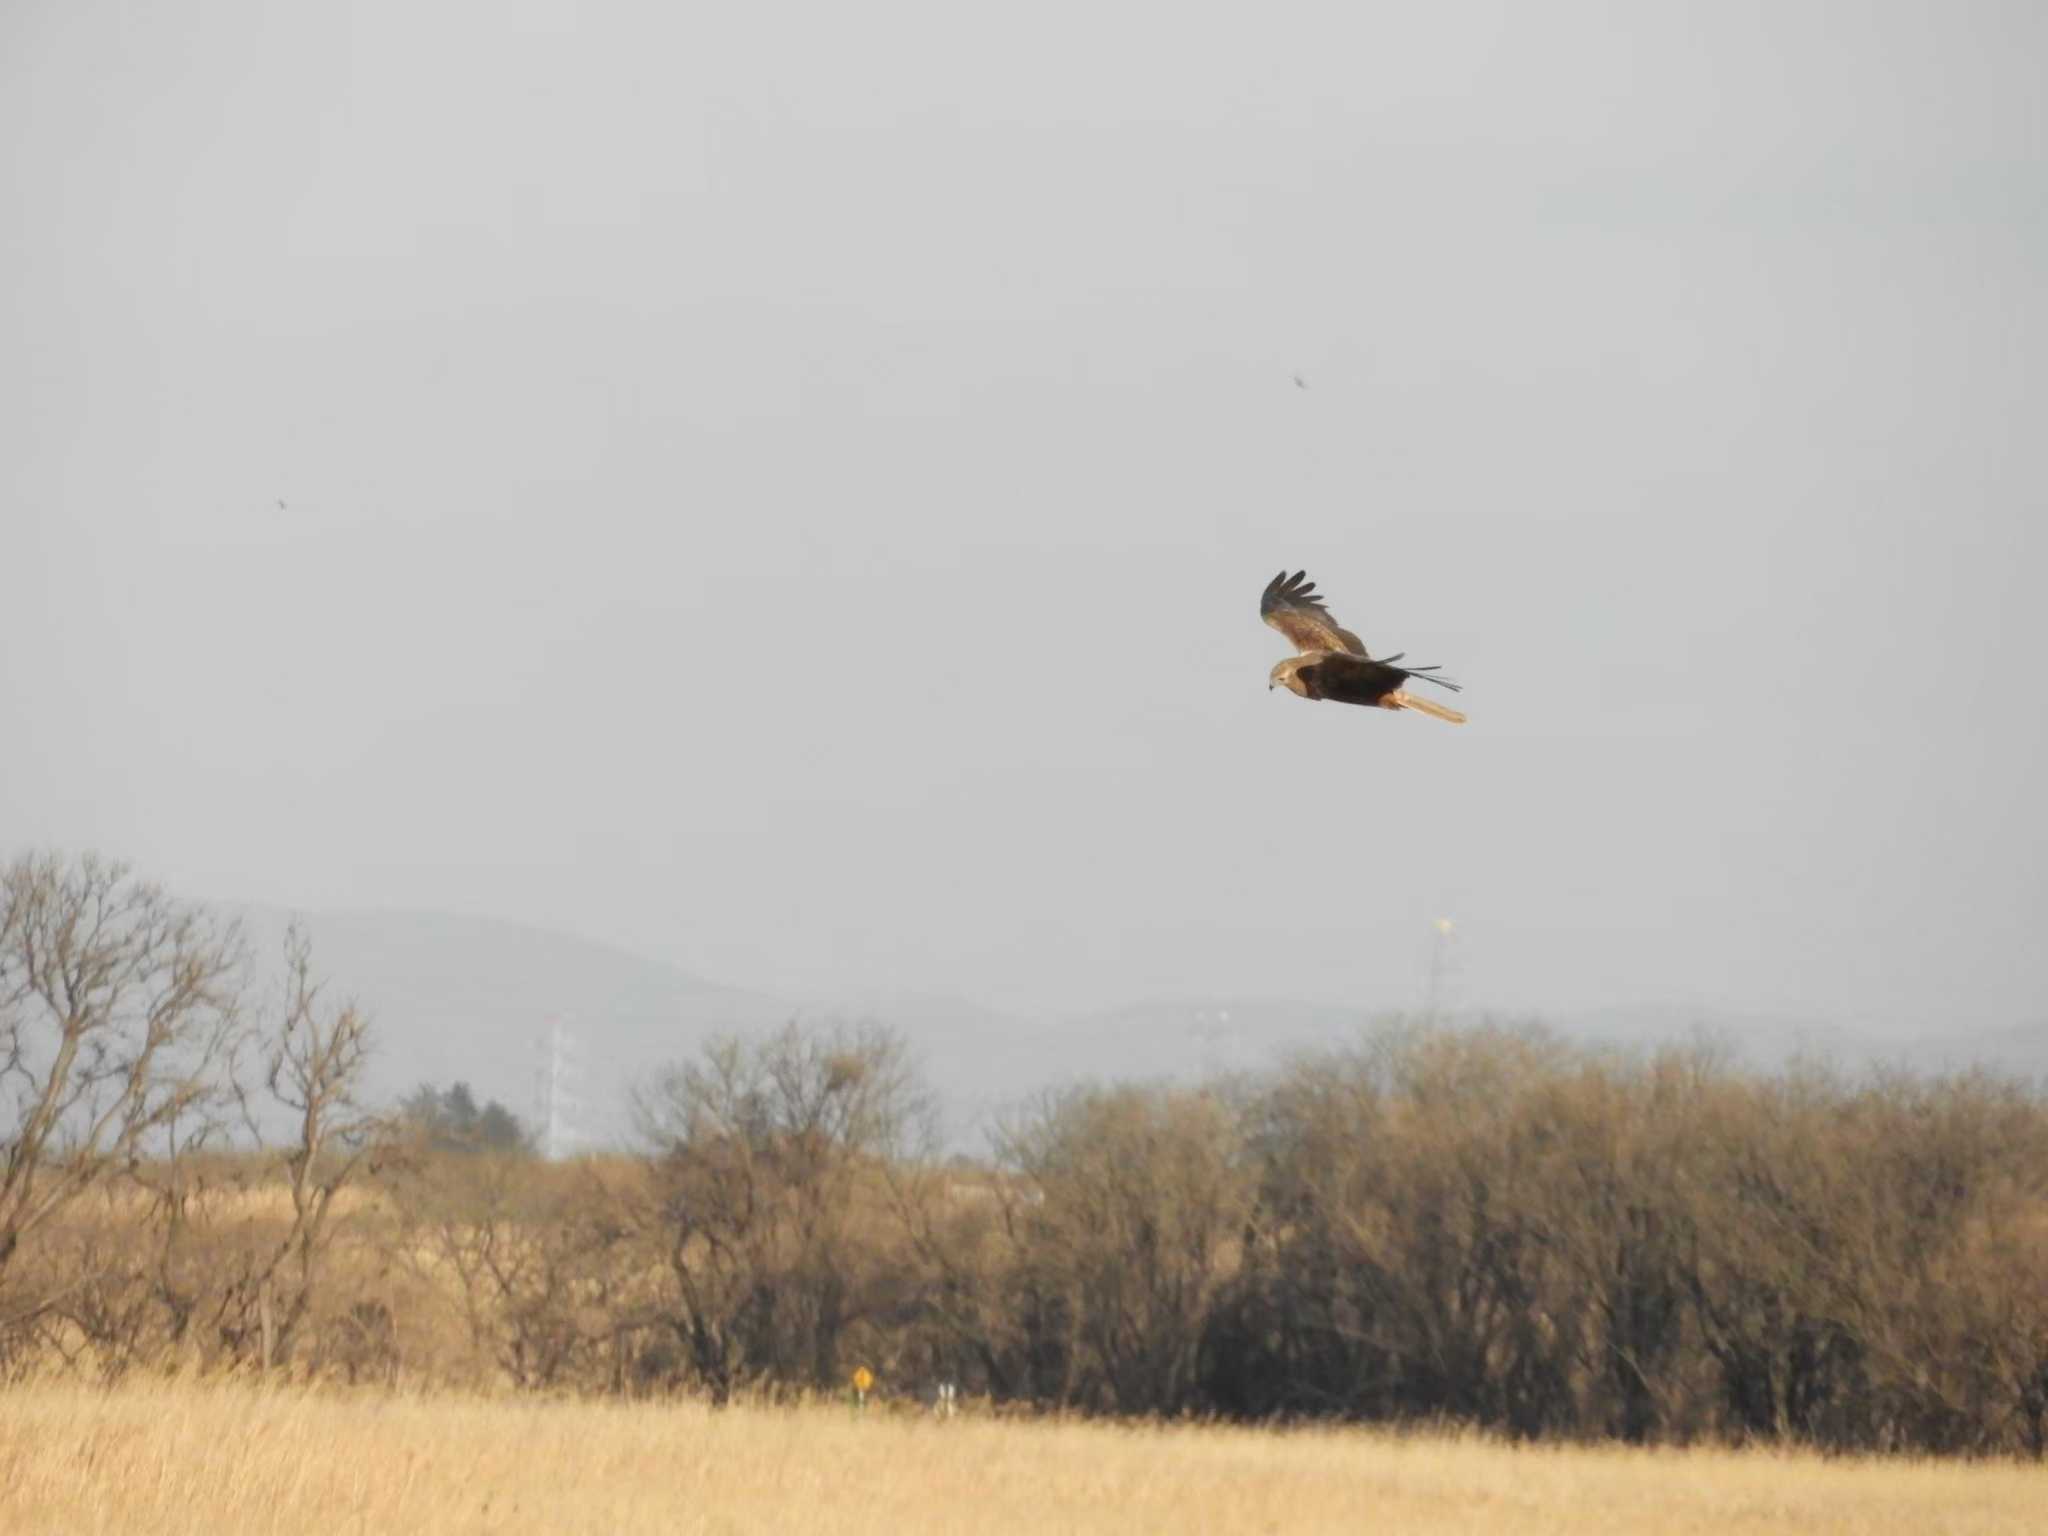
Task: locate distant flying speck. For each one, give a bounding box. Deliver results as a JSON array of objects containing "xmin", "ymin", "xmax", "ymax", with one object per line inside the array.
[
  {"xmin": 1293, "ymin": 373, "xmax": 1308, "ymax": 389},
  {"xmin": 1260, "ymin": 569, "xmax": 1468, "ymax": 724},
  {"xmin": 276, "ymin": 499, "xmax": 287, "ymax": 511}
]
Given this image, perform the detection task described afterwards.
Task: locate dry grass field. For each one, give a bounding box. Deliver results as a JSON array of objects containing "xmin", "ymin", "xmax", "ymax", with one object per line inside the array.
[{"xmin": 1, "ymin": 1379, "xmax": 2041, "ymax": 1536}]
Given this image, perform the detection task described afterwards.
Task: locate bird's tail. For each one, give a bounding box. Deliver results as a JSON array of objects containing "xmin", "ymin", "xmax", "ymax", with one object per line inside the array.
[{"xmin": 1389, "ymin": 691, "xmax": 1468, "ymax": 725}]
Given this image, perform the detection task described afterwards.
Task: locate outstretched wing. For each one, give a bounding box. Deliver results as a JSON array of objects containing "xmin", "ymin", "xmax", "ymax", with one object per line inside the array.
[
  {"xmin": 1315, "ymin": 651, "xmax": 1464, "ymax": 705},
  {"xmin": 1260, "ymin": 570, "xmax": 1367, "ymax": 656}
]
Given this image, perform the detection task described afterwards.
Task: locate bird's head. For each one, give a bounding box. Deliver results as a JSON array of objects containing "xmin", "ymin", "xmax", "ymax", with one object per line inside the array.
[{"xmin": 1268, "ymin": 657, "xmax": 1300, "ymax": 694}]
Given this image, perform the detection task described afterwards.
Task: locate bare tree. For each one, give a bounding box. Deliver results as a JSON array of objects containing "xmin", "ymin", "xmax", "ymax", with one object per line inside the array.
[
  {"xmin": 224, "ymin": 924, "xmax": 392, "ymax": 1369},
  {"xmin": 0, "ymin": 853, "xmax": 243, "ymax": 1332},
  {"xmin": 392, "ymin": 1152, "xmax": 629, "ymax": 1392},
  {"xmin": 634, "ymin": 1021, "xmax": 932, "ymax": 1401},
  {"xmin": 995, "ymin": 1083, "xmax": 1256, "ymax": 1414}
]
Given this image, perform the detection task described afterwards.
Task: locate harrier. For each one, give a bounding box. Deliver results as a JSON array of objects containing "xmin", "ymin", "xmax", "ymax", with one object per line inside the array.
[{"xmin": 1261, "ymin": 570, "xmax": 1467, "ymax": 724}]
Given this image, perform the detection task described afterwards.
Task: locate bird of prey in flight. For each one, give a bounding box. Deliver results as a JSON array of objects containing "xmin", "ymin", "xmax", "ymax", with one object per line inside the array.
[{"xmin": 1261, "ymin": 570, "xmax": 1467, "ymax": 724}]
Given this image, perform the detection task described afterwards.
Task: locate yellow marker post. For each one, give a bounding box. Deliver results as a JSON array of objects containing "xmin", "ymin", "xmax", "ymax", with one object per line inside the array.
[{"xmin": 851, "ymin": 1365, "xmax": 874, "ymax": 1411}]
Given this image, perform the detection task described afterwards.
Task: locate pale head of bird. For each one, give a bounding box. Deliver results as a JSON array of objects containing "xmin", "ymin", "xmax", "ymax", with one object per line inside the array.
[{"xmin": 1269, "ymin": 656, "xmax": 1310, "ymax": 697}]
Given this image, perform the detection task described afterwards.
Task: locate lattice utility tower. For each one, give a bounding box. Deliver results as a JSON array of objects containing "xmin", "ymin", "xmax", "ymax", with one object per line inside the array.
[
  {"xmin": 1423, "ymin": 918, "xmax": 1460, "ymax": 1024},
  {"xmin": 1190, "ymin": 1008, "xmax": 1238, "ymax": 1079},
  {"xmin": 533, "ymin": 1017, "xmax": 581, "ymax": 1160}
]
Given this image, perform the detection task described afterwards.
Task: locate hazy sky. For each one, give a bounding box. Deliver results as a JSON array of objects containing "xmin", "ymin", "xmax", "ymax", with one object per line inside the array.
[{"xmin": 5, "ymin": 2, "xmax": 2044, "ymax": 1030}]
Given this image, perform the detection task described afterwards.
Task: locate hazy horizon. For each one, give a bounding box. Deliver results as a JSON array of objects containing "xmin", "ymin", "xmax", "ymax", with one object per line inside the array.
[{"xmin": 7, "ymin": 3, "xmax": 2044, "ymax": 1037}]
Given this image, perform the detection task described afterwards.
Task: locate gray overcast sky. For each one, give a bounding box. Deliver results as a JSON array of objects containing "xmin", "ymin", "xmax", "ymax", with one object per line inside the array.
[{"xmin": 4, "ymin": 2, "xmax": 2044, "ymax": 1029}]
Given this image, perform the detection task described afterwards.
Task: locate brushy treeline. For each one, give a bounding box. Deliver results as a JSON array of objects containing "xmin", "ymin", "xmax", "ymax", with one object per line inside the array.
[{"xmin": 4, "ymin": 852, "xmax": 2047, "ymax": 1454}]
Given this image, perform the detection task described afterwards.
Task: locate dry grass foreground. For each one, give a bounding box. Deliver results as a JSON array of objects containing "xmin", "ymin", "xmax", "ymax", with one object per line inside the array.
[{"xmin": 2, "ymin": 1380, "xmax": 2042, "ymax": 1536}]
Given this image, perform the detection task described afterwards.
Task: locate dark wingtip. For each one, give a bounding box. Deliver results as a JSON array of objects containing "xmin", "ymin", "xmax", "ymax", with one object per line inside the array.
[{"xmin": 1262, "ymin": 567, "xmax": 1330, "ymax": 616}]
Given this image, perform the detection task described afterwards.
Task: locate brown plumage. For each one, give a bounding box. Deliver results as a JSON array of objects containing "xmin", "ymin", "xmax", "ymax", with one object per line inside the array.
[{"xmin": 1260, "ymin": 570, "xmax": 1467, "ymax": 724}]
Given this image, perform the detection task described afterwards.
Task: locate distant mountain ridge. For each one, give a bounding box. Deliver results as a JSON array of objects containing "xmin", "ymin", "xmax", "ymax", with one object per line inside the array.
[
  {"xmin": 234, "ymin": 906, "xmax": 789, "ymax": 1147},
  {"xmin": 234, "ymin": 908, "xmax": 2046, "ymax": 1155}
]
